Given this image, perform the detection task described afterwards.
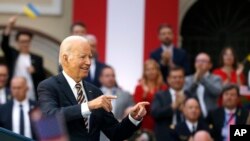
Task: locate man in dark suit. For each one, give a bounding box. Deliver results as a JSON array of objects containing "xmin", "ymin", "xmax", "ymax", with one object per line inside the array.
[
  {"xmin": 1, "ymin": 16, "xmax": 45, "ymax": 101},
  {"xmin": 207, "ymin": 84, "xmax": 249, "ymax": 141},
  {"xmin": 38, "ymin": 36, "xmax": 149, "ymax": 141},
  {"xmin": 0, "ymin": 64, "xmax": 12, "ymax": 104},
  {"xmin": 150, "ymin": 24, "xmax": 190, "ymax": 81},
  {"xmin": 85, "ymin": 34, "xmax": 107, "ymax": 87},
  {"xmin": 151, "ymin": 66, "xmax": 187, "ymax": 141},
  {"xmin": 0, "ymin": 77, "xmax": 36, "ymax": 139},
  {"xmin": 174, "ymin": 98, "xmax": 210, "ymax": 141}
]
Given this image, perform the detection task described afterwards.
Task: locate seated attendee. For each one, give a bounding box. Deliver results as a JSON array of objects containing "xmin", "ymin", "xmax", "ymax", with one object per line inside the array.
[
  {"xmin": 1, "ymin": 16, "xmax": 45, "ymax": 101},
  {"xmin": 213, "ymin": 47, "xmax": 245, "ymax": 85},
  {"xmin": 207, "ymin": 84, "xmax": 249, "ymax": 141},
  {"xmin": 151, "ymin": 66, "xmax": 186, "ymax": 141},
  {"xmin": 0, "ymin": 77, "xmax": 36, "ymax": 139},
  {"xmin": 71, "ymin": 22, "xmax": 87, "ymax": 36},
  {"xmin": 0, "ymin": 64, "xmax": 11, "ymax": 104},
  {"xmin": 99, "ymin": 66, "xmax": 134, "ymax": 141},
  {"xmin": 85, "ymin": 34, "xmax": 107, "ymax": 87},
  {"xmin": 174, "ymin": 98, "xmax": 210, "ymax": 141},
  {"xmin": 193, "ymin": 131, "xmax": 213, "ymax": 141},
  {"xmin": 184, "ymin": 53, "xmax": 222, "ymax": 118},
  {"xmin": 134, "ymin": 59, "xmax": 167, "ymax": 131},
  {"xmin": 150, "ymin": 24, "xmax": 190, "ymax": 81}
]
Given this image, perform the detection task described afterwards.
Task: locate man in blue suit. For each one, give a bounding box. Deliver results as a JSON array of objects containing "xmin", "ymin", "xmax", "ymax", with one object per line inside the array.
[
  {"xmin": 0, "ymin": 64, "xmax": 11, "ymax": 104},
  {"xmin": 150, "ymin": 24, "xmax": 190, "ymax": 81},
  {"xmin": 38, "ymin": 36, "xmax": 149, "ymax": 141}
]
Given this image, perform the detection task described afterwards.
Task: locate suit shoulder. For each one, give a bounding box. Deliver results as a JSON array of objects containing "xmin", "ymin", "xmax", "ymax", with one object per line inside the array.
[
  {"xmin": 84, "ymin": 81, "xmax": 102, "ymax": 93},
  {"xmin": 151, "ymin": 47, "xmax": 162, "ymax": 55},
  {"xmin": 38, "ymin": 76, "xmax": 57, "ymax": 87}
]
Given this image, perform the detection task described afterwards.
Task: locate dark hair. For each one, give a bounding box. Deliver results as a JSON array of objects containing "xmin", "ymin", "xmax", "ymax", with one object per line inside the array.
[
  {"xmin": 70, "ymin": 22, "xmax": 86, "ymax": 32},
  {"xmin": 218, "ymin": 47, "xmax": 238, "ymax": 69},
  {"xmin": 221, "ymin": 84, "xmax": 240, "ymax": 97},
  {"xmin": 158, "ymin": 23, "xmax": 173, "ymax": 33},
  {"xmin": 15, "ymin": 31, "xmax": 33, "ymax": 41},
  {"xmin": 168, "ymin": 66, "xmax": 185, "ymax": 77},
  {"xmin": 128, "ymin": 129, "xmax": 156, "ymax": 141},
  {"xmin": 100, "ymin": 65, "xmax": 113, "ymax": 76}
]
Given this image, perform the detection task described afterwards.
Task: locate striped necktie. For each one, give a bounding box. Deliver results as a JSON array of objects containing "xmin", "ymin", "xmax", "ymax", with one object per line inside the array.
[{"xmin": 75, "ymin": 83, "xmax": 88, "ymax": 130}]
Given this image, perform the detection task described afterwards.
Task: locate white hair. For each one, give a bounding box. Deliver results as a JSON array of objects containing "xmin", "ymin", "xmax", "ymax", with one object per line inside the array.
[
  {"xmin": 58, "ymin": 35, "xmax": 88, "ymax": 65},
  {"xmin": 85, "ymin": 34, "xmax": 97, "ymax": 44}
]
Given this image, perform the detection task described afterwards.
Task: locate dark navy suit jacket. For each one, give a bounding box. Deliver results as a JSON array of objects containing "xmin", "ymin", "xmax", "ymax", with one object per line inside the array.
[{"xmin": 37, "ymin": 73, "xmax": 139, "ymax": 141}]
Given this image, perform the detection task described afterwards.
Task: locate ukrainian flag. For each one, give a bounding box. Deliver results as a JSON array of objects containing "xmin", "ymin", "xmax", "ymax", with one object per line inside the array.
[{"xmin": 23, "ymin": 3, "xmax": 40, "ymax": 19}]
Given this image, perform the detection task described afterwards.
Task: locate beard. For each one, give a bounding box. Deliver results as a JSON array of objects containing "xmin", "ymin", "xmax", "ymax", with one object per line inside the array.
[{"xmin": 162, "ymin": 39, "xmax": 172, "ymax": 46}]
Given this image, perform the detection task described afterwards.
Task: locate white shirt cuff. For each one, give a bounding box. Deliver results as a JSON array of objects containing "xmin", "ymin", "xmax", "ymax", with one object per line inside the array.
[
  {"xmin": 129, "ymin": 114, "xmax": 141, "ymax": 126},
  {"xmin": 81, "ymin": 102, "xmax": 91, "ymax": 117}
]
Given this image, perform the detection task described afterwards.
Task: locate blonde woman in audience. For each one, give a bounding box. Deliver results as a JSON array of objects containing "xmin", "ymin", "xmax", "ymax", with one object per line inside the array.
[{"xmin": 133, "ymin": 59, "xmax": 167, "ymax": 131}]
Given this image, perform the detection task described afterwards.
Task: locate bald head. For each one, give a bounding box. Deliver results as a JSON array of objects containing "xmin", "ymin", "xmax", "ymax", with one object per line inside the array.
[
  {"xmin": 11, "ymin": 77, "xmax": 28, "ymax": 102},
  {"xmin": 59, "ymin": 36, "xmax": 92, "ymax": 82},
  {"xmin": 193, "ymin": 131, "xmax": 213, "ymax": 141}
]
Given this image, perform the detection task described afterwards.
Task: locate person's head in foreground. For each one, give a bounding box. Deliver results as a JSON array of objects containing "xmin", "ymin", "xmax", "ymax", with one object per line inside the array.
[{"xmin": 193, "ymin": 130, "xmax": 213, "ymax": 141}]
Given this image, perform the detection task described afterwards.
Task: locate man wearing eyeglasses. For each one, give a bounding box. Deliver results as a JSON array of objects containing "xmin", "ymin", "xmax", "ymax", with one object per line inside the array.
[{"xmin": 184, "ymin": 53, "xmax": 222, "ymax": 118}]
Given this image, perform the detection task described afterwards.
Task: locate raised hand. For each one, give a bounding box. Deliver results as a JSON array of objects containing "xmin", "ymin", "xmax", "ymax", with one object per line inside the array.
[
  {"xmin": 130, "ymin": 102, "xmax": 150, "ymax": 121},
  {"xmin": 88, "ymin": 95, "xmax": 117, "ymax": 112}
]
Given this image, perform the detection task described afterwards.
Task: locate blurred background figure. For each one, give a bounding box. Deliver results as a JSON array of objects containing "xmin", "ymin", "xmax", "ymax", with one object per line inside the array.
[
  {"xmin": 193, "ymin": 131, "xmax": 213, "ymax": 141},
  {"xmin": 213, "ymin": 47, "xmax": 245, "ymax": 85},
  {"xmin": 0, "ymin": 64, "xmax": 11, "ymax": 105},
  {"xmin": 128, "ymin": 129, "xmax": 156, "ymax": 141},
  {"xmin": 70, "ymin": 22, "xmax": 87, "ymax": 36},
  {"xmin": 1, "ymin": 16, "xmax": 45, "ymax": 101},
  {"xmin": 99, "ymin": 66, "xmax": 134, "ymax": 141},
  {"xmin": 151, "ymin": 66, "xmax": 187, "ymax": 141},
  {"xmin": 133, "ymin": 59, "xmax": 167, "ymax": 131},
  {"xmin": 174, "ymin": 98, "xmax": 210, "ymax": 141},
  {"xmin": 207, "ymin": 84, "xmax": 249, "ymax": 141},
  {"xmin": 150, "ymin": 24, "xmax": 190, "ymax": 81},
  {"xmin": 184, "ymin": 53, "xmax": 222, "ymax": 118},
  {"xmin": 0, "ymin": 77, "xmax": 36, "ymax": 139},
  {"xmin": 85, "ymin": 34, "xmax": 107, "ymax": 87}
]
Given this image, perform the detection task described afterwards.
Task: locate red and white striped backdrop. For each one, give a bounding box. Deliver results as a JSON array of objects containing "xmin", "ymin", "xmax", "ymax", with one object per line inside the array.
[{"xmin": 73, "ymin": 0, "xmax": 179, "ymax": 92}]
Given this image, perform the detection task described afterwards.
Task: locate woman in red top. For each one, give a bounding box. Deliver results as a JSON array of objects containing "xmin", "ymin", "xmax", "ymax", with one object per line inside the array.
[
  {"xmin": 133, "ymin": 59, "xmax": 167, "ymax": 131},
  {"xmin": 213, "ymin": 47, "xmax": 245, "ymax": 85}
]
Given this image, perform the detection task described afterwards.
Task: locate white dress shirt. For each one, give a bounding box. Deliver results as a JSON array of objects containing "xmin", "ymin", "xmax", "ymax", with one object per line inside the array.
[
  {"xmin": 12, "ymin": 98, "xmax": 32, "ymax": 138},
  {"xmin": 14, "ymin": 54, "xmax": 35, "ymax": 101},
  {"xmin": 169, "ymin": 88, "xmax": 183, "ymax": 125},
  {"xmin": 185, "ymin": 120, "xmax": 198, "ymax": 133},
  {"xmin": 0, "ymin": 88, "xmax": 6, "ymax": 104},
  {"xmin": 62, "ymin": 71, "xmax": 141, "ymax": 128},
  {"xmin": 90, "ymin": 59, "xmax": 96, "ymax": 81}
]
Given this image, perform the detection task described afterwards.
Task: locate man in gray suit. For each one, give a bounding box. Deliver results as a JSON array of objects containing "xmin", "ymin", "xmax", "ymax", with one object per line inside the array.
[
  {"xmin": 184, "ymin": 53, "xmax": 222, "ymax": 118},
  {"xmin": 99, "ymin": 65, "xmax": 134, "ymax": 141}
]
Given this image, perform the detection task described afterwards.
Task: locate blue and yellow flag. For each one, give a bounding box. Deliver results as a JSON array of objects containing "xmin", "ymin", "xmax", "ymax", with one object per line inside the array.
[{"xmin": 23, "ymin": 3, "xmax": 40, "ymax": 19}]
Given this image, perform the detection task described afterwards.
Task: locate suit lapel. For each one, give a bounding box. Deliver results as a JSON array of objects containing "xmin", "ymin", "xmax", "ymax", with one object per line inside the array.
[
  {"xmin": 56, "ymin": 73, "xmax": 78, "ymax": 105},
  {"xmin": 8, "ymin": 101, "xmax": 14, "ymax": 130}
]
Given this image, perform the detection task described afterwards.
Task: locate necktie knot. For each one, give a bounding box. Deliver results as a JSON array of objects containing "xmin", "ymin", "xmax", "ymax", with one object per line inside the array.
[
  {"xmin": 75, "ymin": 83, "xmax": 82, "ymax": 89},
  {"xmin": 19, "ymin": 104, "xmax": 23, "ymax": 108}
]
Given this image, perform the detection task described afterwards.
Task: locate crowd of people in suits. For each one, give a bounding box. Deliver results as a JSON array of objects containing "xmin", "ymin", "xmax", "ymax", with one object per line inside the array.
[{"xmin": 0, "ymin": 15, "xmax": 249, "ymax": 141}]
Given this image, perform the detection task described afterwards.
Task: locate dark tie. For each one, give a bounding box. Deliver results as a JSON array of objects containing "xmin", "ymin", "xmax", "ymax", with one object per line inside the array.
[
  {"xmin": 191, "ymin": 125, "xmax": 196, "ymax": 135},
  {"xmin": 19, "ymin": 104, "xmax": 24, "ymax": 136},
  {"xmin": 75, "ymin": 83, "xmax": 88, "ymax": 129}
]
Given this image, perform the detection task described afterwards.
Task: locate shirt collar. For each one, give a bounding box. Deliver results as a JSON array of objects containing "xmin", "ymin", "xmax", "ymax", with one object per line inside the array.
[
  {"xmin": 13, "ymin": 98, "xmax": 29, "ymax": 107},
  {"xmin": 62, "ymin": 71, "xmax": 83, "ymax": 90},
  {"xmin": 169, "ymin": 88, "xmax": 184, "ymax": 95},
  {"xmin": 101, "ymin": 86, "xmax": 117, "ymax": 94},
  {"xmin": 162, "ymin": 44, "xmax": 174, "ymax": 50},
  {"xmin": 185, "ymin": 119, "xmax": 198, "ymax": 130},
  {"xmin": 224, "ymin": 108, "xmax": 236, "ymax": 114}
]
